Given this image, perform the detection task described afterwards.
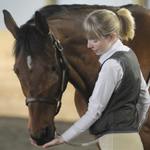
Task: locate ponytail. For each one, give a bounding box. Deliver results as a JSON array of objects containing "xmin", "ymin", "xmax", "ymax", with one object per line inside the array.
[{"xmin": 117, "ymin": 8, "xmax": 135, "ymax": 40}]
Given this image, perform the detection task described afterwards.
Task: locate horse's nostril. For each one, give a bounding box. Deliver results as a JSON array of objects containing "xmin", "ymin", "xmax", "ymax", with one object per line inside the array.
[{"xmin": 43, "ymin": 126, "xmax": 49, "ymax": 138}]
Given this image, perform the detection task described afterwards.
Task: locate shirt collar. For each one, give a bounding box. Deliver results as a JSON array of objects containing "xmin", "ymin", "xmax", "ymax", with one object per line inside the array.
[{"xmin": 99, "ymin": 39, "xmax": 130, "ymax": 64}]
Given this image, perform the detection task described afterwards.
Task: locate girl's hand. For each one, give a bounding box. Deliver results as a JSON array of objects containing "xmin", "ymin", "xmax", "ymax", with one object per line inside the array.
[
  {"xmin": 43, "ymin": 136, "xmax": 65, "ymax": 148},
  {"xmin": 30, "ymin": 136, "xmax": 65, "ymax": 148}
]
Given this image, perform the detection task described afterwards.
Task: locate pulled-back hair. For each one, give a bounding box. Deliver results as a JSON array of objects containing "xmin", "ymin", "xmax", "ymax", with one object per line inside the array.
[{"xmin": 83, "ymin": 8, "xmax": 135, "ymax": 41}]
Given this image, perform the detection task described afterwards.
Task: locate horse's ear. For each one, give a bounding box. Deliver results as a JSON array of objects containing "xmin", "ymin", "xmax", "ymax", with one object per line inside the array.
[
  {"xmin": 34, "ymin": 11, "xmax": 49, "ymax": 36},
  {"xmin": 3, "ymin": 10, "xmax": 19, "ymax": 39}
]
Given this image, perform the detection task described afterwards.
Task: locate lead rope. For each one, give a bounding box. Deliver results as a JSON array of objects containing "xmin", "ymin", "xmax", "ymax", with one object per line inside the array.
[
  {"xmin": 66, "ymin": 139, "xmax": 99, "ymax": 147},
  {"xmin": 55, "ymin": 132, "xmax": 99, "ymax": 147}
]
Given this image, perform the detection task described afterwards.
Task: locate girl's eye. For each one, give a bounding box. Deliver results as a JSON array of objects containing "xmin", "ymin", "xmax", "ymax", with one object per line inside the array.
[{"xmin": 92, "ymin": 40, "xmax": 98, "ymax": 43}]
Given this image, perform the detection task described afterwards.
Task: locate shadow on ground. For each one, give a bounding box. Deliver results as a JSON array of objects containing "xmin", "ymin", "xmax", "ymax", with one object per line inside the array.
[{"xmin": 0, "ymin": 117, "xmax": 98, "ymax": 150}]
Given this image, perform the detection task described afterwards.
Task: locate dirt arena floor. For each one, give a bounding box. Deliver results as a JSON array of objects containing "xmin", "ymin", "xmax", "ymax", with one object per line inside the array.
[
  {"xmin": 0, "ymin": 117, "xmax": 97, "ymax": 150},
  {"xmin": 0, "ymin": 30, "xmax": 97, "ymax": 150}
]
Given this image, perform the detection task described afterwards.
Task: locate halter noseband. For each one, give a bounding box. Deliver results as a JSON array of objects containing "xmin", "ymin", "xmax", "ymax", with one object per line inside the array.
[{"xmin": 25, "ymin": 29, "xmax": 69, "ymax": 116}]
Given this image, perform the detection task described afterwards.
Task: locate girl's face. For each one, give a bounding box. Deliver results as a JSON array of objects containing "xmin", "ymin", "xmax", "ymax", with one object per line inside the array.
[{"xmin": 87, "ymin": 35, "xmax": 114, "ymax": 56}]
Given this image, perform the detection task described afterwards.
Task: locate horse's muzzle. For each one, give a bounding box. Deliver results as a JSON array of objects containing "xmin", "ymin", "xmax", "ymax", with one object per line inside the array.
[{"xmin": 29, "ymin": 126, "xmax": 55, "ymax": 146}]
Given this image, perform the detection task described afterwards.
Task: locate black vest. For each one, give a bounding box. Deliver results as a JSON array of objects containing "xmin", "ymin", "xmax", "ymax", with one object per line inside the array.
[{"xmin": 89, "ymin": 50, "xmax": 141, "ymax": 137}]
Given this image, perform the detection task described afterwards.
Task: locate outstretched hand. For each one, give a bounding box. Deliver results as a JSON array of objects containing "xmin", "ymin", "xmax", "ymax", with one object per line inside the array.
[
  {"xmin": 43, "ymin": 136, "xmax": 65, "ymax": 148},
  {"xmin": 30, "ymin": 136, "xmax": 65, "ymax": 148}
]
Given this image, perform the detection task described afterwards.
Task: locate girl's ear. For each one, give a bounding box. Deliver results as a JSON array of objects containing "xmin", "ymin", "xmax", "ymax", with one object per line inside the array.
[{"xmin": 110, "ymin": 32, "xmax": 116, "ymax": 42}]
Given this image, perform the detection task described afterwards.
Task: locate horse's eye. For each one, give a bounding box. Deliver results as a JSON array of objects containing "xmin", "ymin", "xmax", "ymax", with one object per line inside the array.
[{"xmin": 51, "ymin": 65, "xmax": 57, "ymax": 72}]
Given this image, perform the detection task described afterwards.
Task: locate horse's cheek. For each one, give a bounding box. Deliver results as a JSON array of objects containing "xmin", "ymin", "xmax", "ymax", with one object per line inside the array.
[{"xmin": 48, "ymin": 74, "xmax": 59, "ymax": 87}]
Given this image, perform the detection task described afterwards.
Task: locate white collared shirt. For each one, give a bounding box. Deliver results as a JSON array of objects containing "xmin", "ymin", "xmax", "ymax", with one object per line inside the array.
[{"xmin": 61, "ymin": 40, "xmax": 150, "ymax": 142}]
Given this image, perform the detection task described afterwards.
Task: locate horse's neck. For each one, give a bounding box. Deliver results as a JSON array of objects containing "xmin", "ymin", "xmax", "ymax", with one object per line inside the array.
[
  {"xmin": 63, "ymin": 36, "xmax": 100, "ymax": 101},
  {"xmin": 67, "ymin": 52, "xmax": 100, "ymax": 102}
]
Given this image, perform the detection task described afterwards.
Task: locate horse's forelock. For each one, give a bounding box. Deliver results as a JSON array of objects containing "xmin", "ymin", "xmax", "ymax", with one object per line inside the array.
[{"xmin": 14, "ymin": 24, "xmax": 47, "ymax": 57}]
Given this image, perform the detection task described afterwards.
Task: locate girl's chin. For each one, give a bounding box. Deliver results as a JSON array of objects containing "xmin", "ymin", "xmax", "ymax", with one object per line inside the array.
[
  {"xmin": 95, "ymin": 52, "xmax": 101, "ymax": 56},
  {"xmin": 95, "ymin": 53, "xmax": 101, "ymax": 56}
]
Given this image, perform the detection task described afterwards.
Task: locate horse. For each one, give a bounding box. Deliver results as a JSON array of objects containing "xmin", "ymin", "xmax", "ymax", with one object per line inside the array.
[{"xmin": 3, "ymin": 4, "xmax": 150, "ymax": 150}]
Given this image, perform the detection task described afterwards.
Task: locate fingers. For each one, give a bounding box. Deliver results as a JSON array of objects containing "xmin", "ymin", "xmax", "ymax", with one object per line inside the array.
[
  {"xmin": 30, "ymin": 138, "xmax": 42, "ymax": 147},
  {"xmin": 43, "ymin": 137, "xmax": 65, "ymax": 148},
  {"xmin": 30, "ymin": 138, "xmax": 36, "ymax": 146}
]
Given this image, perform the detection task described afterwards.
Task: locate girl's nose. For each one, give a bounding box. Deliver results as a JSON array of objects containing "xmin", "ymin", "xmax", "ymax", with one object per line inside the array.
[{"xmin": 87, "ymin": 40, "xmax": 93, "ymax": 48}]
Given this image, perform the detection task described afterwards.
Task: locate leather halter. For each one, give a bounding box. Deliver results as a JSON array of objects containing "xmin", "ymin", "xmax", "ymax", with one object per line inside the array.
[{"xmin": 25, "ymin": 29, "xmax": 69, "ymax": 116}]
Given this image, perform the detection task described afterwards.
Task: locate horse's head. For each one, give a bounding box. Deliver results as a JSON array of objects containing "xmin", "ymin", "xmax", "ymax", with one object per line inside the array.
[{"xmin": 3, "ymin": 10, "xmax": 68, "ymax": 145}]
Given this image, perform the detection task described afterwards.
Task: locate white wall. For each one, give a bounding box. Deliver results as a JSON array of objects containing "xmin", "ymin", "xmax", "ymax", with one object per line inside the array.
[
  {"xmin": 0, "ymin": 0, "xmax": 45, "ymax": 30},
  {"xmin": 56, "ymin": 0, "xmax": 134, "ymax": 6},
  {"xmin": 147, "ymin": 0, "xmax": 150, "ymax": 8}
]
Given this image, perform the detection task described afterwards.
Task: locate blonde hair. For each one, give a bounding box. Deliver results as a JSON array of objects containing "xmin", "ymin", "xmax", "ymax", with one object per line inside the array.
[{"xmin": 83, "ymin": 8, "xmax": 135, "ymax": 41}]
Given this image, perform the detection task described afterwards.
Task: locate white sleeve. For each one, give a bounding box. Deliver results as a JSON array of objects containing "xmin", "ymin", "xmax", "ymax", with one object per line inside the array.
[
  {"xmin": 61, "ymin": 59, "xmax": 123, "ymax": 142},
  {"xmin": 136, "ymin": 72, "xmax": 150, "ymax": 128}
]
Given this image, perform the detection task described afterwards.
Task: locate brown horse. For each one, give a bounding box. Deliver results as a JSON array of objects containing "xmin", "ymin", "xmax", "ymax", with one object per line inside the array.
[{"xmin": 3, "ymin": 4, "xmax": 150, "ymax": 150}]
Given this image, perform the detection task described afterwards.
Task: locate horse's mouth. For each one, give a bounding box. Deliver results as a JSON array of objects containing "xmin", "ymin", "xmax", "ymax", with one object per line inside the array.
[{"xmin": 30, "ymin": 134, "xmax": 54, "ymax": 146}]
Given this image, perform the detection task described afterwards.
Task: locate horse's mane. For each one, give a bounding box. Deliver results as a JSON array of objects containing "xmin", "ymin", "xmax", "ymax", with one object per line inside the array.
[
  {"xmin": 37, "ymin": 4, "xmax": 116, "ymax": 17},
  {"xmin": 27, "ymin": 4, "xmax": 121, "ymax": 23}
]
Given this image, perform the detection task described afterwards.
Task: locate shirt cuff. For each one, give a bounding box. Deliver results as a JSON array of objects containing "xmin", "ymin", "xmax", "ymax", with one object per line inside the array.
[{"xmin": 61, "ymin": 126, "xmax": 79, "ymax": 142}]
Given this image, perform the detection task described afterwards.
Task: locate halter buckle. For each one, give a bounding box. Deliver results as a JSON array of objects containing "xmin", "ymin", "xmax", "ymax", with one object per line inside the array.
[{"xmin": 54, "ymin": 40, "xmax": 63, "ymax": 51}]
